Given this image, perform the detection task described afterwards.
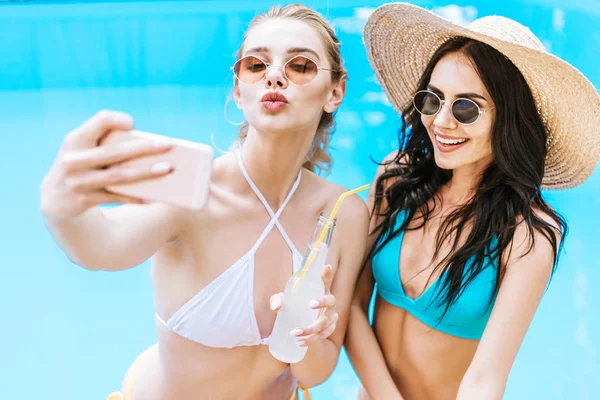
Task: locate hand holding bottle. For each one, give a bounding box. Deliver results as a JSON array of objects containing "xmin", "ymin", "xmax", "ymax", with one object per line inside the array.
[{"xmin": 269, "ymin": 263, "xmax": 338, "ymax": 347}]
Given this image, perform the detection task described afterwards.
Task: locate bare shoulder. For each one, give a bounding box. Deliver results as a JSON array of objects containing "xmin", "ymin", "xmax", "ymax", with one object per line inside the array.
[
  {"xmin": 367, "ymin": 150, "xmax": 398, "ymax": 183},
  {"xmin": 333, "ymin": 186, "xmax": 370, "ymax": 234},
  {"xmin": 383, "ymin": 149, "xmax": 402, "ymax": 164},
  {"xmin": 308, "ymin": 173, "xmax": 369, "ymax": 223},
  {"xmin": 504, "ymin": 208, "xmax": 563, "ymax": 274},
  {"xmin": 371, "ymin": 149, "xmax": 407, "ymax": 192},
  {"xmin": 366, "ymin": 150, "xmax": 404, "ymax": 214},
  {"xmin": 306, "ymin": 173, "xmax": 370, "ymax": 259}
]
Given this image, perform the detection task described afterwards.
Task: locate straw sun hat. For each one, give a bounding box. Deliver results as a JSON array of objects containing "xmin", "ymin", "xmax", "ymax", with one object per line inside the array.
[{"xmin": 363, "ymin": 2, "xmax": 600, "ymax": 189}]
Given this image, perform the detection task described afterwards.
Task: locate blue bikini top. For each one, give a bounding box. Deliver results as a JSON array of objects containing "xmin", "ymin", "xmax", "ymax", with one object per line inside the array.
[{"xmin": 372, "ymin": 210, "xmax": 498, "ymax": 340}]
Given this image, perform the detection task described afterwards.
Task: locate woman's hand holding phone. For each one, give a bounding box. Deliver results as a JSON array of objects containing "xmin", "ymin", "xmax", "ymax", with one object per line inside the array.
[{"xmin": 40, "ymin": 110, "xmax": 174, "ymax": 219}]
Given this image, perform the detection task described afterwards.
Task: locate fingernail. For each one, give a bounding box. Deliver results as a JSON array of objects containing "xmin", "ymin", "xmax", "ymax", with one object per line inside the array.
[
  {"xmin": 297, "ymin": 340, "xmax": 306, "ymax": 346},
  {"xmin": 151, "ymin": 162, "xmax": 172, "ymax": 174},
  {"xmin": 290, "ymin": 329, "xmax": 303, "ymax": 336},
  {"xmin": 309, "ymin": 300, "xmax": 320, "ymax": 308}
]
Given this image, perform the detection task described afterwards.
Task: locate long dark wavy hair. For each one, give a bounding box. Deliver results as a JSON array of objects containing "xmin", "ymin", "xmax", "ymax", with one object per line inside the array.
[{"xmin": 369, "ymin": 37, "xmax": 567, "ymax": 319}]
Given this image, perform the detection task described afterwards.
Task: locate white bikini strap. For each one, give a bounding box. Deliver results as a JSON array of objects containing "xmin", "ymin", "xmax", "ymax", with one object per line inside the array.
[
  {"xmin": 237, "ymin": 150, "xmax": 302, "ymax": 255},
  {"xmin": 155, "ymin": 313, "xmax": 168, "ymax": 327}
]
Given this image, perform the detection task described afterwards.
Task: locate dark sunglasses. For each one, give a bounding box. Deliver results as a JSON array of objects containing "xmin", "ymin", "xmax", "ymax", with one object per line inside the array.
[
  {"xmin": 412, "ymin": 90, "xmax": 494, "ymax": 125},
  {"xmin": 232, "ymin": 55, "xmax": 331, "ymax": 86}
]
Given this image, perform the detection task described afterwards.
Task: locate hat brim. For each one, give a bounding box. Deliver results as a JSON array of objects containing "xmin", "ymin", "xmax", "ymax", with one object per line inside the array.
[{"xmin": 363, "ymin": 2, "xmax": 600, "ymax": 189}]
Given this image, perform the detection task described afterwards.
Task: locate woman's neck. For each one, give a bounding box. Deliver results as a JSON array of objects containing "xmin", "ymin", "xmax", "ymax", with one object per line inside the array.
[
  {"xmin": 238, "ymin": 124, "xmax": 316, "ymax": 209},
  {"xmin": 442, "ymin": 162, "xmax": 487, "ymax": 206}
]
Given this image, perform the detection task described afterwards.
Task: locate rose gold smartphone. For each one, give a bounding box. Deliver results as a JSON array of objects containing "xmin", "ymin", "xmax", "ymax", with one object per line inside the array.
[{"xmin": 99, "ymin": 130, "xmax": 214, "ymax": 210}]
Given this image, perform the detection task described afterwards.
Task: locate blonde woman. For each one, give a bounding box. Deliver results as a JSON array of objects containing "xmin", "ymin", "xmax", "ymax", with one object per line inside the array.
[{"xmin": 41, "ymin": 4, "xmax": 368, "ymax": 400}]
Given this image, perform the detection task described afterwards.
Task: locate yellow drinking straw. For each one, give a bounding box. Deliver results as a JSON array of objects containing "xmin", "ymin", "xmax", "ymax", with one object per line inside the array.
[{"xmin": 292, "ymin": 184, "xmax": 371, "ymax": 292}]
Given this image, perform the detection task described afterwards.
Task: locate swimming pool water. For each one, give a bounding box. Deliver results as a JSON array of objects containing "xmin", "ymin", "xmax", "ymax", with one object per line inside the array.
[{"xmin": 1, "ymin": 1, "xmax": 598, "ymax": 399}]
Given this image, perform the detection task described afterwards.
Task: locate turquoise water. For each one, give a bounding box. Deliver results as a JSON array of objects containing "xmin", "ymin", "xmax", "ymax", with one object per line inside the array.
[{"xmin": 1, "ymin": 1, "xmax": 598, "ymax": 399}]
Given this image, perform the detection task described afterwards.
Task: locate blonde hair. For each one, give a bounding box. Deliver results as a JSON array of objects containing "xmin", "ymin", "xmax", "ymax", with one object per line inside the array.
[{"xmin": 234, "ymin": 4, "xmax": 347, "ymax": 175}]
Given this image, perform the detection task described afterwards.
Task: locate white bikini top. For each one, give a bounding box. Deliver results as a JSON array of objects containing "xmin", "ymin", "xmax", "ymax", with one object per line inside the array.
[{"xmin": 156, "ymin": 151, "xmax": 303, "ymax": 348}]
